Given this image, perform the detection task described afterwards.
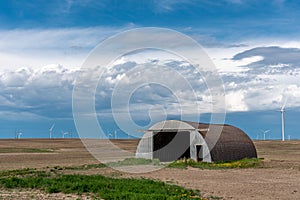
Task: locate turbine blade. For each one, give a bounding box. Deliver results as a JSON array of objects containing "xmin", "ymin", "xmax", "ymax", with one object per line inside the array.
[
  {"xmin": 281, "ymin": 97, "xmax": 288, "ymax": 110},
  {"xmin": 50, "ymin": 123, "xmax": 55, "ymax": 130}
]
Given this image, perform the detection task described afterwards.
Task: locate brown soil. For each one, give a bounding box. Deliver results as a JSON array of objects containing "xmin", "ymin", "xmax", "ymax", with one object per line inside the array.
[
  {"xmin": 0, "ymin": 139, "xmax": 299, "ymax": 199},
  {"xmin": 0, "ymin": 139, "xmax": 138, "ymax": 170}
]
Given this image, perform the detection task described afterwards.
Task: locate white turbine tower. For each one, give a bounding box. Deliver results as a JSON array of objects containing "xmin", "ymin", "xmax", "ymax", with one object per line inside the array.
[
  {"xmin": 280, "ymin": 99, "xmax": 287, "ymax": 141},
  {"xmin": 49, "ymin": 123, "xmax": 55, "ymax": 139}
]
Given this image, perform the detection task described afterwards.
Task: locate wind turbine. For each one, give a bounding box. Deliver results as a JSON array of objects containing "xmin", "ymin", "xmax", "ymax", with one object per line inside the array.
[
  {"xmin": 49, "ymin": 123, "xmax": 55, "ymax": 139},
  {"xmin": 14, "ymin": 130, "xmax": 21, "ymax": 139},
  {"xmin": 280, "ymin": 98, "xmax": 287, "ymax": 141},
  {"xmin": 260, "ymin": 129, "xmax": 270, "ymax": 141},
  {"xmin": 15, "ymin": 130, "xmax": 22, "ymax": 139},
  {"xmin": 61, "ymin": 130, "xmax": 68, "ymax": 138}
]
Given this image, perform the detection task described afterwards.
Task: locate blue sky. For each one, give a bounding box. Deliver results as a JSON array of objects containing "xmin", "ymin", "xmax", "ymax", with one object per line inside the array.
[{"xmin": 0, "ymin": 0, "xmax": 299, "ymax": 139}]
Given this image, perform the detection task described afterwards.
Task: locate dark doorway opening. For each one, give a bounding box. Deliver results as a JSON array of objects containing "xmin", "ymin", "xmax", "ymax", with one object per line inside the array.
[
  {"xmin": 153, "ymin": 131, "xmax": 190, "ymax": 162},
  {"xmin": 196, "ymin": 145, "xmax": 203, "ymax": 162}
]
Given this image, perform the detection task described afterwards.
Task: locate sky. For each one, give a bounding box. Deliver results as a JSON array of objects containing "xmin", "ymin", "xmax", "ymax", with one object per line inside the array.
[{"xmin": 0, "ymin": 0, "xmax": 299, "ymax": 140}]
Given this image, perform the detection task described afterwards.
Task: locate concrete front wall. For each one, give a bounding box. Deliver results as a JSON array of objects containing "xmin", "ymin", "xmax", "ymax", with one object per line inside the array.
[
  {"xmin": 190, "ymin": 130, "xmax": 211, "ymax": 162},
  {"xmin": 136, "ymin": 131, "xmax": 153, "ymax": 159}
]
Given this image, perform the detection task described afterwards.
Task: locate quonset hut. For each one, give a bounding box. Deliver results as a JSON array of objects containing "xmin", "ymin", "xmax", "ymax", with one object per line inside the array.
[{"xmin": 136, "ymin": 120, "xmax": 257, "ymax": 162}]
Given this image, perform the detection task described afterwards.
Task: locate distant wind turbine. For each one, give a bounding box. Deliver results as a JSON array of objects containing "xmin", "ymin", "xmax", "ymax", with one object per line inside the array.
[
  {"xmin": 280, "ymin": 98, "xmax": 288, "ymax": 141},
  {"xmin": 49, "ymin": 123, "xmax": 55, "ymax": 139},
  {"xmin": 61, "ymin": 130, "xmax": 68, "ymax": 138},
  {"xmin": 260, "ymin": 129, "xmax": 270, "ymax": 141},
  {"xmin": 15, "ymin": 130, "xmax": 22, "ymax": 139}
]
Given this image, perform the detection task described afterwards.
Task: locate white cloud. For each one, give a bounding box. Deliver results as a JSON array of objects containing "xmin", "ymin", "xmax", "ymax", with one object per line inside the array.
[
  {"xmin": 215, "ymin": 55, "xmax": 263, "ymax": 73},
  {"xmin": 0, "ymin": 27, "xmax": 125, "ymax": 70},
  {"xmin": 0, "ymin": 64, "xmax": 78, "ymax": 118},
  {"xmin": 1, "ymin": 30, "xmax": 300, "ymax": 121},
  {"xmin": 225, "ymin": 90, "xmax": 248, "ymax": 111},
  {"xmin": 216, "ymin": 45, "xmax": 300, "ymax": 112}
]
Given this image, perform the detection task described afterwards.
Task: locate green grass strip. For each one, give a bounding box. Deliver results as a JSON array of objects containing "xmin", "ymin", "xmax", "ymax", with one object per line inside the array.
[
  {"xmin": 0, "ymin": 148, "xmax": 52, "ymax": 153},
  {"xmin": 0, "ymin": 171, "xmax": 205, "ymax": 200}
]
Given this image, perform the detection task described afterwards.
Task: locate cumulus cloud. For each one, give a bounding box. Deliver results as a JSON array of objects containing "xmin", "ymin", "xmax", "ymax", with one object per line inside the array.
[
  {"xmin": 219, "ymin": 46, "xmax": 300, "ymax": 111},
  {"xmin": 1, "ymin": 43, "xmax": 300, "ymax": 121},
  {"xmin": 0, "ymin": 64, "xmax": 78, "ymax": 119}
]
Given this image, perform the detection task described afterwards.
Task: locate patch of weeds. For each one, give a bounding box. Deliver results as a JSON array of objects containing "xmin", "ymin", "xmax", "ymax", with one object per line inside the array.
[
  {"xmin": 0, "ymin": 171, "xmax": 209, "ymax": 199},
  {"xmin": 107, "ymin": 158, "xmax": 160, "ymax": 167},
  {"xmin": 64, "ymin": 163, "xmax": 106, "ymax": 170},
  {"xmin": 168, "ymin": 158, "xmax": 263, "ymax": 169},
  {"xmin": 0, "ymin": 148, "xmax": 52, "ymax": 153}
]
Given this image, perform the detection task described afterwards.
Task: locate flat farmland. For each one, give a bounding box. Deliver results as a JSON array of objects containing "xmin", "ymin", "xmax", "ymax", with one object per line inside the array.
[
  {"xmin": 0, "ymin": 139, "xmax": 299, "ymax": 199},
  {"xmin": 0, "ymin": 139, "xmax": 139, "ymax": 170}
]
